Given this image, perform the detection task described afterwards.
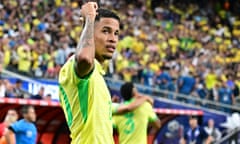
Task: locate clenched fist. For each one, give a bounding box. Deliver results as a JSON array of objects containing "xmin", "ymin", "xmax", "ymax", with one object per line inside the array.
[{"xmin": 81, "ymin": 2, "xmax": 98, "ymax": 20}]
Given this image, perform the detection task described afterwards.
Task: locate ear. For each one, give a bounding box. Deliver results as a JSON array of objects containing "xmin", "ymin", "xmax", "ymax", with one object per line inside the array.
[{"xmin": 131, "ymin": 88, "xmax": 136, "ymax": 97}]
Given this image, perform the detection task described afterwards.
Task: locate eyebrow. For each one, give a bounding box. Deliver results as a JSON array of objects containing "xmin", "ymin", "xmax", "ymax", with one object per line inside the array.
[{"xmin": 102, "ymin": 26, "xmax": 119, "ymax": 33}]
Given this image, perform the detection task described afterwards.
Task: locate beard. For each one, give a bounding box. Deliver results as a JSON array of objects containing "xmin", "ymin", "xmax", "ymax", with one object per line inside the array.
[
  {"xmin": 102, "ymin": 54, "xmax": 113, "ymax": 60},
  {"xmin": 95, "ymin": 53, "xmax": 113, "ymax": 63}
]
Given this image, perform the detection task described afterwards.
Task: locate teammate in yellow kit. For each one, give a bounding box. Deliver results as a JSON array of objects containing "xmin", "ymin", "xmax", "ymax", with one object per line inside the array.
[
  {"xmin": 113, "ymin": 82, "xmax": 161, "ymax": 144},
  {"xmin": 58, "ymin": 2, "xmax": 121, "ymax": 144}
]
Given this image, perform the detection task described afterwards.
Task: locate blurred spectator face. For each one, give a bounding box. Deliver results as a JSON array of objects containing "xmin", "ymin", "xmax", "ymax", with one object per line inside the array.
[
  {"xmin": 5, "ymin": 81, "xmax": 13, "ymax": 91},
  {"xmin": 25, "ymin": 107, "xmax": 36, "ymax": 123},
  {"xmin": 2, "ymin": 38, "xmax": 9, "ymax": 45},
  {"xmin": 44, "ymin": 94, "xmax": 52, "ymax": 101},
  {"xmin": 208, "ymin": 119, "xmax": 214, "ymax": 128},
  {"xmin": 39, "ymin": 87, "xmax": 44, "ymax": 96},
  {"xmin": 5, "ymin": 109, "xmax": 18, "ymax": 124},
  {"xmin": 23, "ymin": 45, "xmax": 30, "ymax": 52},
  {"xmin": 94, "ymin": 17, "xmax": 120, "ymax": 61},
  {"xmin": 222, "ymin": 81, "xmax": 228, "ymax": 88},
  {"xmin": 15, "ymin": 80, "xmax": 22, "ymax": 88},
  {"xmin": 189, "ymin": 117, "xmax": 198, "ymax": 128}
]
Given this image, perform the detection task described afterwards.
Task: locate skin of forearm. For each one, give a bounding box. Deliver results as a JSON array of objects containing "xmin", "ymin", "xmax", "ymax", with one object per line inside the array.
[
  {"xmin": 75, "ymin": 17, "xmax": 95, "ymax": 76},
  {"xmin": 115, "ymin": 98, "xmax": 146, "ymax": 114},
  {"xmin": 136, "ymin": 95, "xmax": 153, "ymax": 105},
  {"xmin": 75, "ymin": 17, "xmax": 95, "ymax": 65}
]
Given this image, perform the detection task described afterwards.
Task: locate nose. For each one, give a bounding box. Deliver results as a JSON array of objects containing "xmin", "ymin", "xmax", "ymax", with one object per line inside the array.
[{"xmin": 107, "ymin": 33, "xmax": 118, "ymax": 43}]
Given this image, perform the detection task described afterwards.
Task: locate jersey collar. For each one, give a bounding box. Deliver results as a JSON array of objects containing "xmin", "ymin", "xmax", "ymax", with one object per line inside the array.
[{"xmin": 95, "ymin": 59, "xmax": 106, "ymax": 75}]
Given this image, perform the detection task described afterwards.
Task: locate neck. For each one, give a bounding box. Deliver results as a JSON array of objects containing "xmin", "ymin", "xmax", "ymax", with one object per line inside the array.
[
  {"xmin": 96, "ymin": 56, "xmax": 104, "ymax": 64},
  {"xmin": 24, "ymin": 118, "xmax": 32, "ymax": 123},
  {"xmin": 191, "ymin": 125, "xmax": 198, "ymax": 129}
]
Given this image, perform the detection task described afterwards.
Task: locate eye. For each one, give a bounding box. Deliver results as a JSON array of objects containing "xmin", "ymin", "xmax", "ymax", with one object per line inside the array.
[
  {"xmin": 102, "ymin": 29, "xmax": 109, "ymax": 34},
  {"xmin": 115, "ymin": 31, "xmax": 119, "ymax": 36}
]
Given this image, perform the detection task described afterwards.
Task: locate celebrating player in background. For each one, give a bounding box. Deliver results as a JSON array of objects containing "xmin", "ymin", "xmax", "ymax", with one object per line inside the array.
[
  {"xmin": 5, "ymin": 105, "xmax": 37, "ymax": 144},
  {"xmin": 58, "ymin": 1, "xmax": 120, "ymax": 144},
  {"xmin": 113, "ymin": 82, "xmax": 161, "ymax": 144},
  {"xmin": 112, "ymin": 94, "xmax": 154, "ymax": 115}
]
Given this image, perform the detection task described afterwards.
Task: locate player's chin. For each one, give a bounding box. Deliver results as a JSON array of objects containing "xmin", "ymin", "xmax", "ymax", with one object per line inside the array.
[{"xmin": 103, "ymin": 53, "xmax": 113, "ymax": 60}]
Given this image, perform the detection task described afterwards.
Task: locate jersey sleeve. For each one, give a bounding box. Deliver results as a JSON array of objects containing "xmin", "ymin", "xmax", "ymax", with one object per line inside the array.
[
  {"xmin": 112, "ymin": 103, "xmax": 120, "ymax": 115},
  {"xmin": 9, "ymin": 121, "xmax": 22, "ymax": 133},
  {"xmin": 144, "ymin": 102, "xmax": 158, "ymax": 122},
  {"xmin": 58, "ymin": 56, "xmax": 95, "ymax": 86}
]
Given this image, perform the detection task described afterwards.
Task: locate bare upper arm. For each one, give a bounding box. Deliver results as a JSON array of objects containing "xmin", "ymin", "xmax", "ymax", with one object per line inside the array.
[
  {"xmin": 150, "ymin": 118, "xmax": 161, "ymax": 129},
  {"xmin": 5, "ymin": 128, "xmax": 16, "ymax": 144},
  {"xmin": 114, "ymin": 105, "xmax": 130, "ymax": 114},
  {"xmin": 114, "ymin": 97, "xmax": 149, "ymax": 114}
]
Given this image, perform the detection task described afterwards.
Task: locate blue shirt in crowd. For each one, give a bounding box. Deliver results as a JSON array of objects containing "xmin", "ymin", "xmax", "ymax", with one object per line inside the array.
[
  {"xmin": 218, "ymin": 87, "xmax": 232, "ymax": 105},
  {"xmin": 178, "ymin": 76, "xmax": 196, "ymax": 95}
]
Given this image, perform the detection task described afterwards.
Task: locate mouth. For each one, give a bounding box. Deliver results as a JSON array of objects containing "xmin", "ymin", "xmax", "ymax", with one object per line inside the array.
[{"xmin": 106, "ymin": 45, "xmax": 116, "ymax": 53}]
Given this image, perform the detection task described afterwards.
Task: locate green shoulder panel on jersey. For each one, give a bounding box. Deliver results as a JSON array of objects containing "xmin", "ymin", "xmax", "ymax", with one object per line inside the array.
[
  {"xmin": 73, "ymin": 59, "xmax": 93, "ymax": 124},
  {"xmin": 59, "ymin": 85, "xmax": 73, "ymax": 127},
  {"xmin": 77, "ymin": 80, "xmax": 89, "ymax": 123}
]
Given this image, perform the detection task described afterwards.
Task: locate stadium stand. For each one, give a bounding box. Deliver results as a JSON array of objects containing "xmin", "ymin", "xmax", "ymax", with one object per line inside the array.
[{"xmin": 0, "ymin": 0, "xmax": 239, "ymax": 111}]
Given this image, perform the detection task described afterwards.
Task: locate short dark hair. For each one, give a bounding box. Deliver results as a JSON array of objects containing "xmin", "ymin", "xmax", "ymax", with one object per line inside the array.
[
  {"xmin": 189, "ymin": 115, "xmax": 198, "ymax": 120},
  {"xmin": 21, "ymin": 105, "xmax": 34, "ymax": 115},
  {"xmin": 120, "ymin": 82, "xmax": 134, "ymax": 101},
  {"xmin": 16, "ymin": 79, "xmax": 22, "ymax": 84},
  {"xmin": 82, "ymin": 9, "xmax": 121, "ymax": 29},
  {"xmin": 81, "ymin": 0, "xmax": 100, "ymax": 7},
  {"xmin": 95, "ymin": 8, "xmax": 120, "ymax": 24}
]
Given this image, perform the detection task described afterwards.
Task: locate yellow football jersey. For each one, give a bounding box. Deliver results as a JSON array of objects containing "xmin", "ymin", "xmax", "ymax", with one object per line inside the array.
[
  {"xmin": 59, "ymin": 56, "xmax": 114, "ymax": 144},
  {"xmin": 113, "ymin": 101, "xmax": 158, "ymax": 144}
]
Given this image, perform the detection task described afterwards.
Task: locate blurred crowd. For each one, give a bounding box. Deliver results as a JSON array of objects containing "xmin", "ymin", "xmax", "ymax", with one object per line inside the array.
[
  {"xmin": 0, "ymin": 78, "xmax": 52, "ymax": 101},
  {"xmin": 0, "ymin": 0, "xmax": 240, "ymax": 109},
  {"xmin": 109, "ymin": 0, "xmax": 240, "ymax": 109}
]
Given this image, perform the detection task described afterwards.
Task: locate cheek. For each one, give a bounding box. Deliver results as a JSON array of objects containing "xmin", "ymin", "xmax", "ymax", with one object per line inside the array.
[{"xmin": 95, "ymin": 36, "xmax": 106, "ymax": 48}]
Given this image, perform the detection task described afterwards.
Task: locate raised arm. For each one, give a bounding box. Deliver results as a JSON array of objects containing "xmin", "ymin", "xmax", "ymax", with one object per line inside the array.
[
  {"xmin": 4, "ymin": 128, "xmax": 16, "ymax": 144},
  {"xmin": 74, "ymin": 2, "xmax": 98, "ymax": 77},
  {"xmin": 137, "ymin": 95, "xmax": 154, "ymax": 105},
  {"xmin": 114, "ymin": 96, "xmax": 153, "ymax": 114},
  {"xmin": 150, "ymin": 118, "xmax": 161, "ymax": 130}
]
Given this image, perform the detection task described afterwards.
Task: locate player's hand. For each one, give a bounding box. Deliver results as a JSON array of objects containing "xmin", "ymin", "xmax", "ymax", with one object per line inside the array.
[
  {"xmin": 81, "ymin": 2, "xmax": 98, "ymax": 20},
  {"xmin": 136, "ymin": 95, "xmax": 154, "ymax": 105},
  {"xmin": 144, "ymin": 96, "xmax": 154, "ymax": 105},
  {"xmin": 111, "ymin": 95, "xmax": 120, "ymax": 103}
]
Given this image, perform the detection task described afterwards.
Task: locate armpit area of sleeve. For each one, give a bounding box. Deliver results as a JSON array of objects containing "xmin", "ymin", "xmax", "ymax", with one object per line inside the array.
[{"xmin": 73, "ymin": 59, "xmax": 94, "ymax": 80}]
